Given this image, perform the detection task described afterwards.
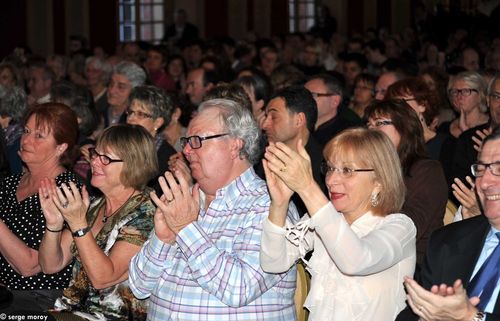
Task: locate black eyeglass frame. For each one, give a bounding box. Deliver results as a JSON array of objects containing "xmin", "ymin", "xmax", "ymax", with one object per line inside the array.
[
  {"xmin": 180, "ymin": 133, "xmax": 230, "ymax": 149},
  {"xmin": 88, "ymin": 147, "xmax": 124, "ymax": 165},
  {"xmin": 471, "ymin": 162, "xmax": 500, "ymax": 177}
]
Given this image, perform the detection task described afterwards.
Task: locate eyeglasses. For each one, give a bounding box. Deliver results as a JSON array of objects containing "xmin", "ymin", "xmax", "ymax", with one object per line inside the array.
[
  {"xmin": 320, "ymin": 162, "xmax": 374, "ymax": 178},
  {"xmin": 310, "ymin": 92, "xmax": 337, "ymax": 99},
  {"xmin": 471, "ymin": 162, "xmax": 500, "ymax": 177},
  {"xmin": 125, "ymin": 109, "xmax": 153, "ymax": 119},
  {"xmin": 88, "ymin": 148, "xmax": 124, "ymax": 165},
  {"xmin": 367, "ymin": 120, "xmax": 393, "ymax": 128},
  {"xmin": 448, "ymin": 88, "xmax": 478, "ymax": 97},
  {"xmin": 180, "ymin": 133, "xmax": 229, "ymax": 149}
]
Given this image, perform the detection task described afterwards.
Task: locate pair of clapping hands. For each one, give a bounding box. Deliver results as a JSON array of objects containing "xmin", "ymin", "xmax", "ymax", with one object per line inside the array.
[
  {"xmin": 39, "ymin": 179, "xmax": 89, "ymax": 233},
  {"xmin": 404, "ymin": 277, "xmax": 481, "ymax": 321},
  {"xmin": 451, "ymin": 128, "xmax": 491, "ymax": 220},
  {"xmin": 150, "ymin": 152, "xmax": 198, "ymax": 244}
]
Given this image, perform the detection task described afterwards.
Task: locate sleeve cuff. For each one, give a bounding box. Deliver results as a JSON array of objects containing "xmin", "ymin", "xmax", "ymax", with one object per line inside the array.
[{"xmin": 176, "ymin": 222, "xmax": 209, "ymax": 257}]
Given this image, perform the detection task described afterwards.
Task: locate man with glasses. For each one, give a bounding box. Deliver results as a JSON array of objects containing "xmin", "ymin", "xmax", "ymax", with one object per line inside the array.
[
  {"xmin": 400, "ymin": 128, "xmax": 500, "ymax": 321},
  {"xmin": 129, "ymin": 98, "xmax": 299, "ymax": 321},
  {"xmin": 304, "ymin": 73, "xmax": 361, "ymax": 147}
]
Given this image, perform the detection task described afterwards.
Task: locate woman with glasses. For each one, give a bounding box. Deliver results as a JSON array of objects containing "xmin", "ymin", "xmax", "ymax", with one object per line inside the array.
[
  {"xmin": 0, "ymin": 103, "xmax": 81, "ymax": 312},
  {"xmin": 126, "ymin": 85, "xmax": 177, "ymax": 189},
  {"xmin": 366, "ymin": 100, "xmax": 448, "ymax": 266},
  {"xmin": 444, "ymin": 71, "xmax": 489, "ymax": 139},
  {"xmin": 260, "ymin": 128, "xmax": 416, "ymax": 321},
  {"xmin": 385, "ymin": 77, "xmax": 449, "ymax": 161},
  {"xmin": 37, "ymin": 124, "xmax": 158, "ymax": 320}
]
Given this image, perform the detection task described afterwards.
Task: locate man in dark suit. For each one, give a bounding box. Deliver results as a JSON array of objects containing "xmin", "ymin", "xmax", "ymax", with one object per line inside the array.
[
  {"xmin": 163, "ymin": 9, "xmax": 199, "ymax": 44},
  {"xmin": 402, "ymin": 129, "xmax": 500, "ymax": 321}
]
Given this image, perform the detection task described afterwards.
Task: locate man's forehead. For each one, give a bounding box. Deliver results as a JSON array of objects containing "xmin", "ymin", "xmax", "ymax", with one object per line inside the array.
[
  {"xmin": 480, "ymin": 139, "xmax": 500, "ymax": 162},
  {"xmin": 188, "ymin": 108, "xmax": 224, "ymax": 133}
]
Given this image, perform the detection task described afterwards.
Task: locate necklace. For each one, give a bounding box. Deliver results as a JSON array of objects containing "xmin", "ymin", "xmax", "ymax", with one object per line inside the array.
[{"xmin": 102, "ymin": 190, "xmax": 137, "ymax": 223}]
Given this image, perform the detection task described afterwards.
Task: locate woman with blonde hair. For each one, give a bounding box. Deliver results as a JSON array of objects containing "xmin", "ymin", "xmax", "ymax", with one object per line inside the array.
[{"xmin": 260, "ymin": 128, "xmax": 416, "ymax": 321}]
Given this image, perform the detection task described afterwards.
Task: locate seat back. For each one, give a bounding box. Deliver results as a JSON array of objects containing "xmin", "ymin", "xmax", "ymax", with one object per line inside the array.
[
  {"xmin": 443, "ymin": 200, "xmax": 458, "ymax": 225},
  {"xmin": 294, "ymin": 262, "xmax": 310, "ymax": 321}
]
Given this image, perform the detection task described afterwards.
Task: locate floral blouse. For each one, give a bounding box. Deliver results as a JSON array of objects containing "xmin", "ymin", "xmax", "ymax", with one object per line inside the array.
[{"xmin": 54, "ymin": 189, "xmax": 156, "ymax": 321}]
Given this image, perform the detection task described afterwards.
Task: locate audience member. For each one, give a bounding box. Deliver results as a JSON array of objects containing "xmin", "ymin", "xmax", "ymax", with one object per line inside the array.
[
  {"xmin": 374, "ymin": 70, "xmax": 405, "ymax": 100},
  {"xmin": 366, "ymin": 99, "xmax": 448, "ymax": 265},
  {"xmin": 233, "ymin": 74, "xmax": 271, "ymax": 127},
  {"xmin": 166, "ymin": 54, "xmax": 187, "ymax": 92},
  {"xmin": 0, "ymin": 63, "xmax": 22, "ymax": 88},
  {"xmin": 0, "ymin": 103, "xmax": 81, "ymax": 312},
  {"xmin": 38, "ymin": 124, "xmax": 158, "ymax": 320},
  {"xmin": 104, "ymin": 61, "xmax": 146, "ymax": 127},
  {"xmin": 129, "ymin": 98, "xmax": 299, "ymax": 320},
  {"xmin": 402, "ymin": 128, "xmax": 500, "ymax": 321},
  {"xmin": 144, "ymin": 45, "xmax": 176, "ymax": 92},
  {"xmin": 0, "ymin": 86, "xmax": 28, "ymax": 174},
  {"xmin": 84, "ymin": 56, "xmax": 112, "ymax": 115},
  {"xmin": 261, "ymin": 128, "xmax": 416, "ymax": 321},
  {"xmin": 162, "ymin": 9, "xmax": 199, "ymax": 45},
  {"xmin": 305, "ymin": 73, "xmax": 362, "ymax": 147},
  {"xmin": 349, "ymin": 73, "xmax": 377, "ymax": 119},
  {"xmin": 27, "ymin": 62, "xmax": 55, "ymax": 106},
  {"xmin": 127, "ymin": 85, "xmax": 180, "ymax": 188},
  {"xmin": 261, "ymin": 85, "xmax": 325, "ymax": 216},
  {"xmin": 385, "ymin": 77, "xmax": 448, "ymax": 160},
  {"xmin": 185, "ymin": 67, "xmax": 218, "ymax": 106}
]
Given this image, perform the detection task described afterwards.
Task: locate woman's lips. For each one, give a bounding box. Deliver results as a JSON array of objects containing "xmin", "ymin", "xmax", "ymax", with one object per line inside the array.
[{"xmin": 330, "ymin": 192, "xmax": 344, "ymax": 200}]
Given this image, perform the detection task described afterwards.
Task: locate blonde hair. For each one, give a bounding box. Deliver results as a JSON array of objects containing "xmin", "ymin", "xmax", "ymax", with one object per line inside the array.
[
  {"xmin": 324, "ymin": 128, "xmax": 405, "ymax": 215},
  {"xmin": 96, "ymin": 124, "xmax": 158, "ymax": 189}
]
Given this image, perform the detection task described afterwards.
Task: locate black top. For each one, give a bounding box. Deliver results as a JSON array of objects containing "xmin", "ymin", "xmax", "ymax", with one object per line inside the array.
[
  {"xmin": 254, "ymin": 136, "xmax": 327, "ymax": 217},
  {"xmin": 312, "ymin": 113, "xmax": 362, "ymax": 148},
  {"xmin": 0, "ymin": 171, "xmax": 80, "ymax": 290}
]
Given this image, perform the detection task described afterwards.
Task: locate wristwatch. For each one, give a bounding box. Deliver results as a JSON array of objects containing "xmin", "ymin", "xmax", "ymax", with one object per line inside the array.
[
  {"xmin": 72, "ymin": 226, "xmax": 91, "ymax": 238},
  {"xmin": 471, "ymin": 311, "xmax": 485, "ymax": 321}
]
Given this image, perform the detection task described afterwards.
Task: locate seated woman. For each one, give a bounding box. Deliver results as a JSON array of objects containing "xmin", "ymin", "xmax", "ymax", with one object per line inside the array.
[
  {"xmin": 126, "ymin": 85, "xmax": 177, "ymax": 187},
  {"xmin": 38, "ymin": 124, "xmax": 158, "ymax": 320},
  {"xmin": 260, "ymin": 128, "xmax": 416, "ymax": 321},
  {"xmin": 366, "ymin": 100, "xmax": 448, "ymax": 265},
  {"xmin": 0, "ymin": 103, "xmax": 81, "ymax": 312},
  {"xmin": 385, "ymin": 77, "xmax": 449, "ymax": 161}
]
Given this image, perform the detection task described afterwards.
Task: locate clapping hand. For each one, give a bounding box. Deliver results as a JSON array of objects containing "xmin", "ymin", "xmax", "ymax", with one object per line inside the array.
[
  {"xmin": 54, "ymin": 182, "xmax": 90, "ymax": 232},
  {"xmin": 451, "ymin": 176, "xmax": 481, "ymax": 219},
  {"xmin": 264, "ymin": 140, "xmax": 314, "ymax": 195},
  {"xmin": 150, "ymin": 171, "xmax": 200, "ymax": 240},
  {"xmin": 472, "ymin": 128, "xmax": 492, "ymax": 152},
  {"xmin": 404, "ymin": 277, "xmax": 480, "ymax": 321}
]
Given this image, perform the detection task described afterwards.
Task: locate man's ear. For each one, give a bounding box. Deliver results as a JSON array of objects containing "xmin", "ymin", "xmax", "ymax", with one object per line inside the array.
[
  {"xmin": 295, "ymin": 112, "xmax": 306, "ymax": 128},
  {"xmin": 230, "ymin": 137, "xmax": 245, "ymax": 160}
]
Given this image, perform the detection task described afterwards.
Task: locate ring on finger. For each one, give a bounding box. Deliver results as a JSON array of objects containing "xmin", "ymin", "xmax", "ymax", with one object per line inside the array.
[
  {"xmin": 61, "ymin": 201, "xmax": 69, "ymax": 209},
  {"xmin": 280, "ymin": 165, "xmax": 287, "ymax": 172}
]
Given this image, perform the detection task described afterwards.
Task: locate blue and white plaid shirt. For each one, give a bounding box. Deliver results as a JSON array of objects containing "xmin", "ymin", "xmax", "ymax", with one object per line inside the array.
[{"xmin": 129, "ymin": 167, "xmax": 299, "ymax": 321}]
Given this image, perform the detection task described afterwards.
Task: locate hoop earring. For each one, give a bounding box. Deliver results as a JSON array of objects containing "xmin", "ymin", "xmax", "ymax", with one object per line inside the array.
[{"xmin": 370, "ymin": 192, "xmax": 380, "ymax": 207}]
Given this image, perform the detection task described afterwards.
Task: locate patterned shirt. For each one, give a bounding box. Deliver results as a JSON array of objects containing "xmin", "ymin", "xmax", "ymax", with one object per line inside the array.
[
  {"xmin": 129, "ymin": 167, "xmax": 299, "ymax": 321},
  {"xmin": 55, "ymin": 189, "xmax": 156, "ymax": 321},
  {"xmin": 0, "ymin": 171, "xmax": 80, "ymax": 290}
]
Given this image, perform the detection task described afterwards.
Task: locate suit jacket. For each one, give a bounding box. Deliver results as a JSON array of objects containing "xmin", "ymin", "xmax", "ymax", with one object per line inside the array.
[{"xmin": 398, "ymin": 215, "xmax": 500, "ymax": 320}]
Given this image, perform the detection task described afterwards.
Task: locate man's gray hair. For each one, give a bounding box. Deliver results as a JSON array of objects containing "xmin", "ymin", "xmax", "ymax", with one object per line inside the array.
[
  {"xmin": 0, "ymin": 86, "xmax": 28, "ymax": 123},
  {"xmin": 199, "ymin": 98, "xmax": 262, "ymax": 164},
  {"xmin": 113, "ymin": 61, "xmax": 146, "ymax": 88},
  {"xmin": 86, "ymin": 56, "xmax": 113, "ymax": 84}
]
